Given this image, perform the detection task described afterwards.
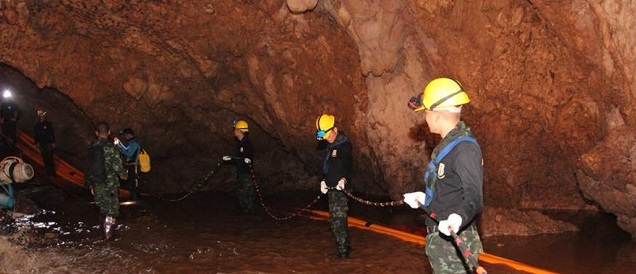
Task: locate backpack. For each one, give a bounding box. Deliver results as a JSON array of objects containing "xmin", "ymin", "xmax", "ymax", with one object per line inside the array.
[
  {"xmin": 138, "ymin": 148, "xmax": 151, "ymax": 173},
  {"xmin": 85, "ymin": 142, "xmax": 107, "ymax": 186}
]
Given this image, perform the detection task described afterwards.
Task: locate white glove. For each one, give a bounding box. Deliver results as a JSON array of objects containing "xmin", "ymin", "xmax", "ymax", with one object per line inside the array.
[
  {"xmin": 402, "ymin": 192, "xmax": 426, "ymax": 209},
  {"xmin": 336, "ymin": 178, "xmax": 346, "ymax": 190},
  {"xmin": 244, "ymin": 158, "xmax": 251, "ymax": 164},
  {"xmin": 438, "ymin": 213, "xmax": 462, "ymax": 236},
  {"xmin": 320, "ymin": 180, "xmax": 328, "ymax": 194},
  {"xmin": 222, "ymin": 156, "xmax": 231, "ymax": 161}
]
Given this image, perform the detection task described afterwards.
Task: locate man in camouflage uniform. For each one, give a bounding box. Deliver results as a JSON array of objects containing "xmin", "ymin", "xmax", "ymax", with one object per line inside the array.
[
  {"xmin": 85, "ymin": 122, "xmax": 127, "ymax": 240},
  {"xmin": 403, "ymin": 78, "xmax": 485, "ymax": 273},
  {"xmin": 316, "ymin": 114, "xmax": 352, "ymax": 259}
]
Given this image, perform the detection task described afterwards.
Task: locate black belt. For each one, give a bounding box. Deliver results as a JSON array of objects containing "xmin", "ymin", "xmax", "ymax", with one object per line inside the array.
[{"xmin": 426, "ymin": 224, "xmax": 477, "ymax": 235}]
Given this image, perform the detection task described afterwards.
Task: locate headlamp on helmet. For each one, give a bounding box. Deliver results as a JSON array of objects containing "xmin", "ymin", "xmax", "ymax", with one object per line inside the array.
[
  {"xmin": 408, "ymin": 93, "xmax": 424, "ymax": 111},
  {"xmin": 3, "ymin": 90, "xmax": 12, "ymax": 99},
  {"xmin": 316, "ymin": 127, "xmax": 333, "ymax": 140}
]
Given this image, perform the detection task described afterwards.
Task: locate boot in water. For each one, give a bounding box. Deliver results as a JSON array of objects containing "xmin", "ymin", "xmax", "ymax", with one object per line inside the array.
[
  {"xmin": 103, "ymin": 216, "xmax": 116, "ymax": 240},
  {"xmin": 337, "ymin": 244, "xmax": 350, "ymax": 259}
]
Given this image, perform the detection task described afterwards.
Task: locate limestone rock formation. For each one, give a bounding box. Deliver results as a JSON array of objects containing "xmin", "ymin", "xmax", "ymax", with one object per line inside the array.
[
  {"xmin": 480, "ymin": 207, "xmax": 579, "ymax": 237},
  {"xmin": 2, "ymin": 0, "xmax": 636, "ymax": 237}
]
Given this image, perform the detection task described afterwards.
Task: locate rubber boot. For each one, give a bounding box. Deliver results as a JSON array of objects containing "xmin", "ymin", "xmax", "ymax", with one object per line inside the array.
[
  {"xmin": 103, "ymin": 216, "xmax": 116, "ymax": 241},
  {"xmin": 337, "ymin": 243, "xmax": 350, "ymax": 259}
]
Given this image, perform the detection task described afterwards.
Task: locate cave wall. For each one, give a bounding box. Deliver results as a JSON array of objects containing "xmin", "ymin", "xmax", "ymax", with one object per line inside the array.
[
  {"xmin": 316, "ymin": 0, "xmax": 614, "ymax": 209},
  {"xmin": 1, "ymin": 0, "xmax": 636, "ymax": 235},
  {"xmin": 313, "ymin": 0, "xmax": 636, "ymax": 235},
  {"xmin": 0, "ymin": 0, "xmax": 370, "ymax": 192}
]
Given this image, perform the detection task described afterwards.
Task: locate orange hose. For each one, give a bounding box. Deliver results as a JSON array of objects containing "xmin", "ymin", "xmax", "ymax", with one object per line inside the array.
[
  {"xmin": 306, "ymin": 209, "xmax": 558, "ymax": 274},
  {"xmin": 17, "ymin": 131, "xmax": 130, "ymax": 197}
]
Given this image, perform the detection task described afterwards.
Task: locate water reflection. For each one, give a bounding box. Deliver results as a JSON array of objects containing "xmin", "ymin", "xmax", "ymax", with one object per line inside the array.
[{"xmin": 14, "ymin": 191, "xmax": 636, "ymax": 273}]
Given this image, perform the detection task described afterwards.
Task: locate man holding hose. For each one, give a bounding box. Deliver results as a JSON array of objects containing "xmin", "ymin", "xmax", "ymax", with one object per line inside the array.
[{"xmin": 403, "ymin": 77, "xmax": 485, "ymax": 274}]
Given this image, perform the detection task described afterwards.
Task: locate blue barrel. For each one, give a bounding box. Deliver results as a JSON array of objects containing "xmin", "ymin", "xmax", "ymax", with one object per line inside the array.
[{"xmin": 0, "ymin": 192, "xmax": 15, "ymax": 208}]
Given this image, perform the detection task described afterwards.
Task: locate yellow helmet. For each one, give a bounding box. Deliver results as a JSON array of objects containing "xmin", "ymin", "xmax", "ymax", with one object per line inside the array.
[
  {"xmin": 37, "ymin": 109, "xmax": 47, "ymax": 117},
  {"xmin": 315, "ymin": 114, "xmax": 335, "ymax": 140},
  {"xmin": 409, "ymin": 78, "xmax": 470, "ymax": 111},
  {"xmin": 233, "ymin": 119, "xmax": 249, "ymax": 132}
]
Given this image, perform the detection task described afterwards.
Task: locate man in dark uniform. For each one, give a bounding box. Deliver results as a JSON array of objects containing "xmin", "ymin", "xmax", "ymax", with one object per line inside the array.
[
  {"xmin": 403, "ymin": 77, "xmax": 484, "ymax": 273},
  {"xmin": 85, "ymin": 122, "xmax": 128, "ymax": 240},
  {"xmin": 316, "ymin": 114, "xmax": 352, "ymax": 259},
  {"xmin": 222, "ymin": 119, "xmax": 256, "ymax": 215},
  {"xmin": 33, "ymin": 109, "xmax": 56, "ymax": 178},
  {"xmin": 0, "ymin": 90, "xmax": 21, "ymax": 150}
]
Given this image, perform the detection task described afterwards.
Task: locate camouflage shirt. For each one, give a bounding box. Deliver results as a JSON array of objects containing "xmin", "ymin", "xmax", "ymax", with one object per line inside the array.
[{"xmin": 85, "ymin": 138, "xmax": 127, "ymax": 187}]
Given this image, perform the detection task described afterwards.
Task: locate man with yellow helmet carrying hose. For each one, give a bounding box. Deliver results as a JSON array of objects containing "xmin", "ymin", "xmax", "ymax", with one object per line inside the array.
[
  {"xmin": 222, "ymin": 118, "xmax": 257, "ymax": 215},
  {"xmin": 402, "ymin": 78, "xmax": 485, "ymax": 274},
  {"xmin": 316, "ymin": 114, "xmax": 352, "ymax": 258}
]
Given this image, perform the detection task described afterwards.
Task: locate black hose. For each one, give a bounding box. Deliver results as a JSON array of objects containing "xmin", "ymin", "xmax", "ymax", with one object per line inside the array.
[{"xmin": 417, "ymin": 203, "xmax": 487, "ymax": 274}]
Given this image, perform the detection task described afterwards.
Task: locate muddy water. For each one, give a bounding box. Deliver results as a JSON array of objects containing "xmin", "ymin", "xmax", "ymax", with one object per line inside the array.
[
  {"xmin": 13, "ymin": 189, "xmax": 636, "ymax": 274},
  {"xmin": 482, "ymin": 210, "xmax": 636, "ymax": 273}
]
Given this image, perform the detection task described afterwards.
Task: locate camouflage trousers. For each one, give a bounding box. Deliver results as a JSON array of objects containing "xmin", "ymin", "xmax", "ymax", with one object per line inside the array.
[
  {"xmin": 425, "ymin": 227, "xmax": 483, "ymax": 274},
  {"xmin": 328, "ymin": 190, "xmax": 349, "ymax": 254},
  {"xmin": 237, "ymin": 174, "xmax": 256, "ymax": 214},
  {"xmin": 93, "ymin": 182, "xmax": 120, "ymax": 217}
]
